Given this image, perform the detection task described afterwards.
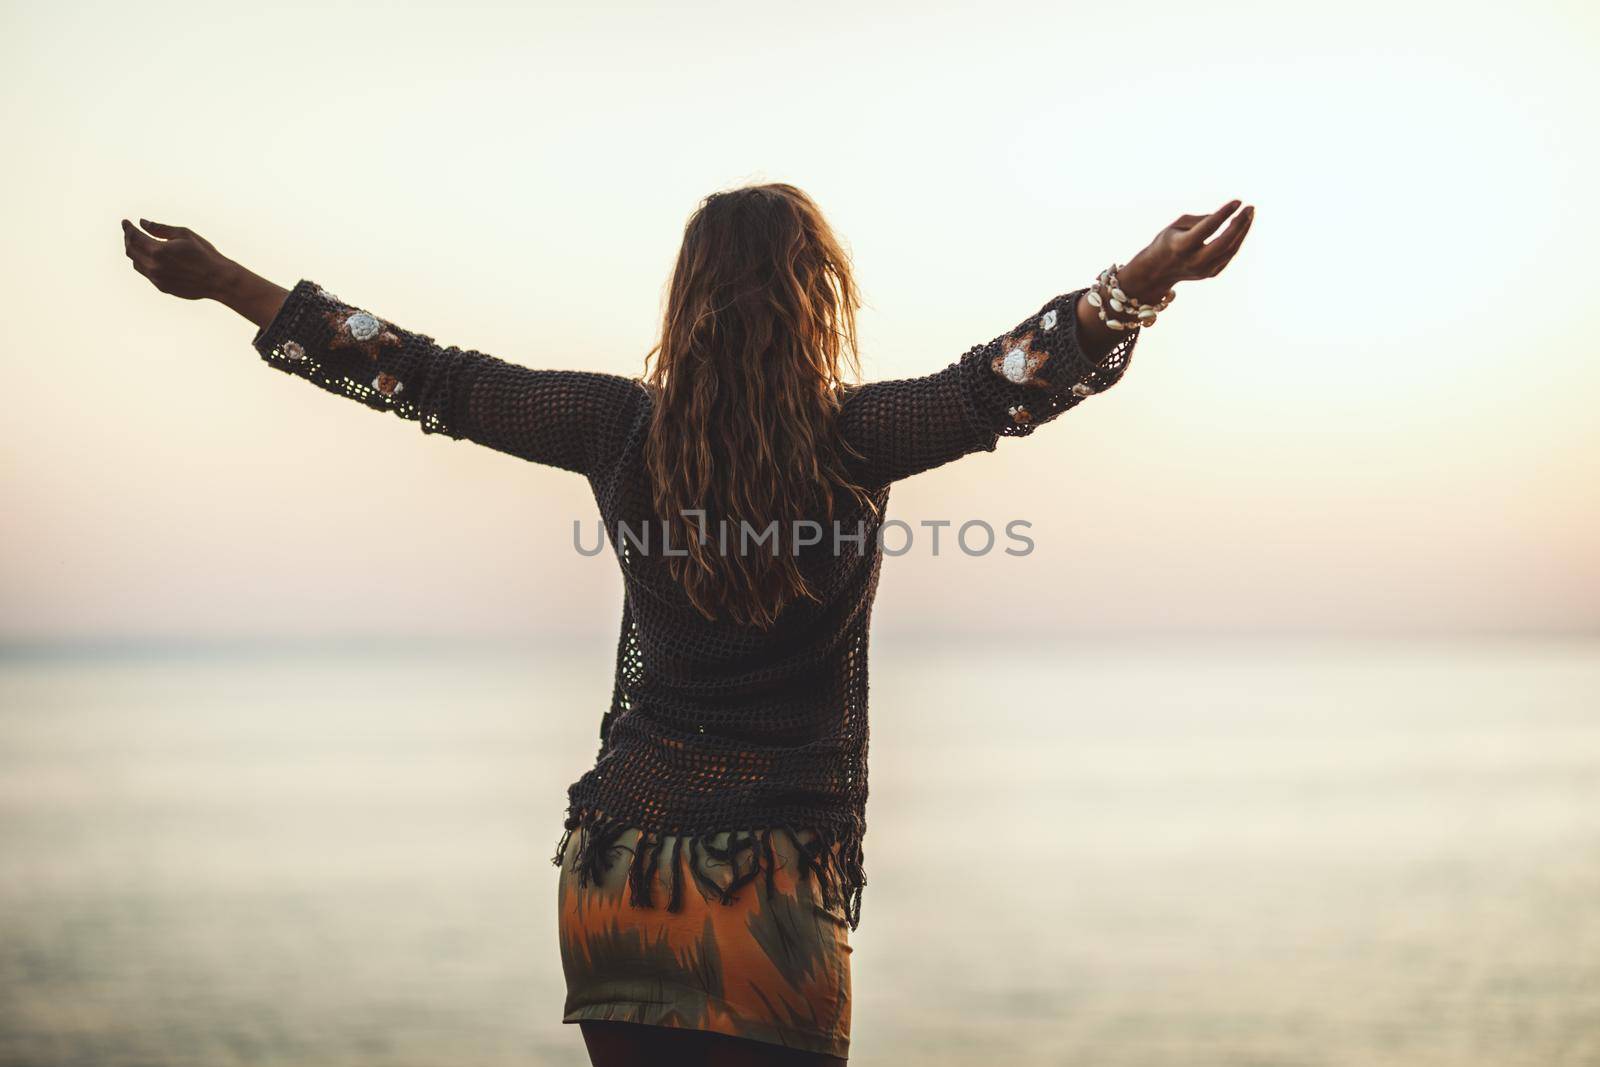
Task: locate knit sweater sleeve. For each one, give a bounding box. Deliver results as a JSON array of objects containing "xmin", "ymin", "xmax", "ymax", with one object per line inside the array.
[
  {"xmin": 251, "ymin": 280, "xmax": 646, "ymax": 475},
  {"xmin": 837, "ymin": 288, "xmax": 1138, "ymax": 486}
]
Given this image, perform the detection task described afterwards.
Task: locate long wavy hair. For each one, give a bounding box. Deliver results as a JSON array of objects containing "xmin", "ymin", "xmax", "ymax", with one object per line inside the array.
[{"xmin": 643, "ymin": 183, "xmax": 875, "ymax": 629}]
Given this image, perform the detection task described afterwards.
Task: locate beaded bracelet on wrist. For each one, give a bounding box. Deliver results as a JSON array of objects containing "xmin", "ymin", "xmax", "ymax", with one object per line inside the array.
[{"xmin": 1085, "ymin": 264, "xmax": 1175, "ymax": 330}]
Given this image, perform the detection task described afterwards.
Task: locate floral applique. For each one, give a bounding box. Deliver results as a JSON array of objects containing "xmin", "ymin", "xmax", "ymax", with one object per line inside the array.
[
  {"xmin": 372, "ymin": 372, "xmax": 404, "ymax": 398},
  {"xmin": 322, "ymin": 308, "xmax": 402, "ymax": 363},
  {"xmin": 1007, "ymin": 404, "xmax": 1033, "ymax": 425},
  {"xmin": 990, "ymin": 330, "xmax": 1052, "ymax": 387},
  {"xmin": 1039, "ymin": 308, "xmax": 1058, "ymax": 331},
  {"xmin": 278, "ymin": 340, "xmax": 306, "ymax": 363}
]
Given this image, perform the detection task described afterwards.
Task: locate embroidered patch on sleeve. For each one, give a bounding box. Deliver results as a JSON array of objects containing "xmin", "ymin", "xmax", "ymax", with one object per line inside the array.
[
  {"xmin": 323, "ymin": 308, "xmax": 403, "ymax": 363},
  {"xmin": 990, "ymin": 331, "xmax": 1051, "ymax": 387}
]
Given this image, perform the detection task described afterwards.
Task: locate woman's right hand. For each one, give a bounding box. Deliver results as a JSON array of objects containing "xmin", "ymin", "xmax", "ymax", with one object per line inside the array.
[
  {"xmin": 1117, "ymin": 199, "xmax": 1255, "ymax": 301},
  {"xmin": 121, "ymin": 219, "xmax": 238, "ymax": 302},
  {"xmin": 1070, "ymin": 198, "xmax": 1254, "ymax": 361}
]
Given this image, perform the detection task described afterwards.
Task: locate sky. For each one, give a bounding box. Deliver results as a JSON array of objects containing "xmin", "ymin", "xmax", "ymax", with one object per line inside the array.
[{"xmin": 1, "ymin": 0, "xmax": 1596, "ymax": 643}]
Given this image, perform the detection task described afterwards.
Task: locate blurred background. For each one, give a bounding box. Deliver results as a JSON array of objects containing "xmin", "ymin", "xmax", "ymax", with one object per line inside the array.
[{"xmin": 2, "ymin": 1, "xmax": 1597, "ymax": 1064}]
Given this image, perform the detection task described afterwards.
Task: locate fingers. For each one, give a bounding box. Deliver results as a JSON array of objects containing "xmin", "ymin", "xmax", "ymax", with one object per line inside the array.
[
  {"xmin": 121, "ymin": 219, "xmax": 158, "ymax": 276},
  {"xmin": 122, "ymin": 218, "xmax": 157, "ymax": 255},
  {"xmin": 1195, "ymin": 205, "xmax": 1254, "ymax": 277},
  {"xmin": 1179, "ymin": 198, "xmax": 1243, "ymax": 248},
  {"xmin": 139, "ymin": 219, "xmax": 194, "ymax": 240}
]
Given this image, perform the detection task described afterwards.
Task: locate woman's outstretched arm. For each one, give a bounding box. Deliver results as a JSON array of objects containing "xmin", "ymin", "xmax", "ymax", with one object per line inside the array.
[
  {"xmin": 120, "ymin": 219, "xmax": 645, "ymax": 477},
  {"xmin": 120, "ymin": 218, "xmax": 291, "ymax": 324},
  {"xmin": 837, "ymin": 199, "xmax": 1255, "ymax": 487}
]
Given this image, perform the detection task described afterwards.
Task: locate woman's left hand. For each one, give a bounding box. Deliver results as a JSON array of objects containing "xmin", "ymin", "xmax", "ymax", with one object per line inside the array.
[
  {"xmin": 121, "ymin": 218, "xmax": 237, "ymax": 301},
  {"xmin": 121, "ymin": 218, "xmax": 288, "ymax": 328}
]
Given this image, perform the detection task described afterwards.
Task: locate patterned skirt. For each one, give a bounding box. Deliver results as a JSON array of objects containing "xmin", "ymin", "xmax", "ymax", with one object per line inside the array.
[{"xmin": 556, "ymin": 824, "xmax": 853, "ymax": 1059}]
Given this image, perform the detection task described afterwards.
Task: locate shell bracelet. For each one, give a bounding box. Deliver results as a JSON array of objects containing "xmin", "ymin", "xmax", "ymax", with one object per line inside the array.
[{"xmin": 1085, "ymin": 265, "xmax": 1175, "ymax": 330}]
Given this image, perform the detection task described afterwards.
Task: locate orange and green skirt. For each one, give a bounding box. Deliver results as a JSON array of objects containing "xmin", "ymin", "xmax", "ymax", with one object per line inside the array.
[{"xmin": 555, "ymin": 824, "xmax": 853, "ymax": 1059}]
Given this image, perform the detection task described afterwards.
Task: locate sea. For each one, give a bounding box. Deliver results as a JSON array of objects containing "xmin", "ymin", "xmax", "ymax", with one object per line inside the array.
[{"xmin": 2, "ymin": 636, "xmax": 1596, "ymax": 1066}]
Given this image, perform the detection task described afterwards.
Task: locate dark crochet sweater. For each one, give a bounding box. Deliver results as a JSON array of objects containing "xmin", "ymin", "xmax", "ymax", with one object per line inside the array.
[{"xmin": 253, "ymin": 280, "xmax": 1139, "ymax": 929}]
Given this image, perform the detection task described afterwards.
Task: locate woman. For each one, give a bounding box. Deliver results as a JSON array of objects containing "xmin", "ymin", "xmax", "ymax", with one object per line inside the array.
[{"xmin": 122, "ymin": 185, "xmax": 1253, "ymax": 1066}]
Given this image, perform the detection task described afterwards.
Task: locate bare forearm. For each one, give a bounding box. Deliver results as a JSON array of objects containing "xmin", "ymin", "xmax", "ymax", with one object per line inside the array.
[
  {"xmin": 121, "ymin": 218, "xmax": 288, "ymax": 329},
  {"xmin": 1072, "ymin": 287, "xmax": 1126, "ymax": 363},
  {"xmin": 1072, "ymin": 258, "xmax": 1170, "ymax": 362},
  {"xmin": 214, "ymin": 260, "xmax": 290, "ymax": 329}
]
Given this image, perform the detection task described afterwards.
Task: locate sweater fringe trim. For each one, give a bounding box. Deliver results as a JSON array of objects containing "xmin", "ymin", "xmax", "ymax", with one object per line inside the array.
[{"xmin": 551, "ymin": 808, "xmax": 866, "ymax": 931}]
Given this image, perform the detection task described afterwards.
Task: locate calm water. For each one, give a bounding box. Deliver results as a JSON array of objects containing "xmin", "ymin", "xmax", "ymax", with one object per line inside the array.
[{"xmin": 1, "ymin": 637, "xmax": 1597, "ymax": 1066}]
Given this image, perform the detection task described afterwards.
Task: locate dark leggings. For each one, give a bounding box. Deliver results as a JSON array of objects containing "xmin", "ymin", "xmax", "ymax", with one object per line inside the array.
[{"xmin": 580, "ymin": 1020, "xmax": 848, "ymax": 1066}]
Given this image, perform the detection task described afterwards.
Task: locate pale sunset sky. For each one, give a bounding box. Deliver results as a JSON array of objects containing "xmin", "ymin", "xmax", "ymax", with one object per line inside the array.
[{"xmin": 2, "ymin": 0, "xmax": 1596, "ymax": 643}]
